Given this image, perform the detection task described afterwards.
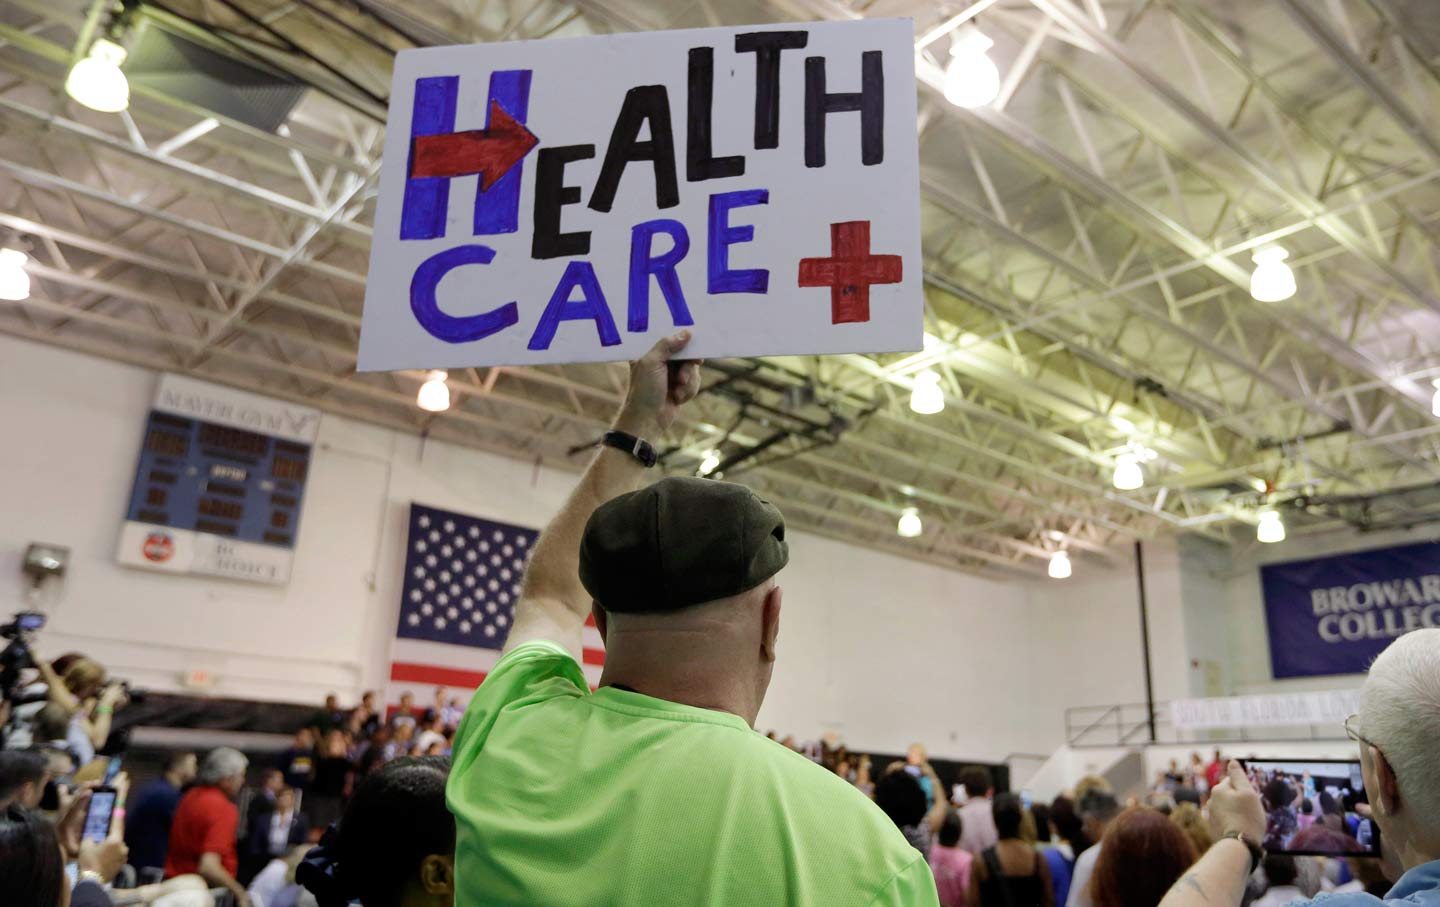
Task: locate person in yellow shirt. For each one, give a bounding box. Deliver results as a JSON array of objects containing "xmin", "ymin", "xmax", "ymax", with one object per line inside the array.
[{"xmin": 448, "ymin": 331, "xmax": 939, "ymax": 907}]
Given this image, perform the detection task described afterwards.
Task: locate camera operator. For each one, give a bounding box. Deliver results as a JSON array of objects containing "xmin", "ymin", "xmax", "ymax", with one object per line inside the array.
[
  {"xmin": 6, "ymin": 651, "xmax": 129, "ymax": 765},
  {"xmin": 50, "ymin": 658, "xmax": 130, "ymax": 759},
  {"xmin": 77, "ymin": 686, "xmax": 129, "ymax": 765}
]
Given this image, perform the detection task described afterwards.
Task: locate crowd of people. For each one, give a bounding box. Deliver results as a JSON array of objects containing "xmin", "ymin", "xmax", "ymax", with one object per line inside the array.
[
  {"xmin": 268, "ymin": 686, "xmax": 466, "ymax": 834},
  {"xmin": 3, "ymin": 335, "xmax": 1437, "ymax": 907},
  {"xmin": 0, "ymin": 653, "xmax": 467, "ymax": 907},
  {"xmin": 3, "ymin": 725, "xmax": 1406, "ymax": 907},
  {"xmin": 892, "ymin": 773, "xmax": 1389, "ymax": 907}
]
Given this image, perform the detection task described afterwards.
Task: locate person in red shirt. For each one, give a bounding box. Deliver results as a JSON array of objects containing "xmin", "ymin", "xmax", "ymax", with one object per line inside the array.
[
  {"xmin": 1205, "ymin": 749, "xmax": 1226, "ymax": 791},
  {"xmin": 166, "ymin": 746, "xmax": 250, "ymax": 907}
]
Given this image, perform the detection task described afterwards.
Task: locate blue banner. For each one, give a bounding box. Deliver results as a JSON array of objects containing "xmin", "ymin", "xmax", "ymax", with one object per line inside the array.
[{"xmin": 1261, "ymin": 541, "xmax": 1440, "ymax": 678}]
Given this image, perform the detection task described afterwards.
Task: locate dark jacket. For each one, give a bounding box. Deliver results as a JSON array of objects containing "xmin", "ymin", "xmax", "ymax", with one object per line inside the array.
[{"xmin": 238, "ymin": 808, "xmax": 308, "ymax": 884}]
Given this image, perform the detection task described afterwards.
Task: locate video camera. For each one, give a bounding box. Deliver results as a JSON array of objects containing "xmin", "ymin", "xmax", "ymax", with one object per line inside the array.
[
  {"xmin": 1, "ymin": 610, "xmax": 46, "ymax": 705},
  {"xmin": 112, "ymin": 679, "xmax": 147, "ymax": 706}
]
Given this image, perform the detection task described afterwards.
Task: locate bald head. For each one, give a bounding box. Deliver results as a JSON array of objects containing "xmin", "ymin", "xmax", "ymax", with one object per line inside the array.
[{"xmin": 594, "ymin": 578, "xmax": 782, "ymax": 726}]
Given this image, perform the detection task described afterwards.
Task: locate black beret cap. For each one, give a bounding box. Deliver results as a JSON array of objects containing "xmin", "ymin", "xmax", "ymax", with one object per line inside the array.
[{"xmin": 579, "ymin": 477, "xmax": 789, "ymax": 613}]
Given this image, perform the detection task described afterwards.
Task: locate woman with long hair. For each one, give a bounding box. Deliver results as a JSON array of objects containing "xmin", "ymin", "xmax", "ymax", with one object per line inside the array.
[
  {"xmin": 1049, "ymin": 796, "xmax": 1090, "ymax": 858},
  {"xmin": 307, "ymin": 729, "xmax": 356, "ymax": 834},
  {"xmin": 1089, "ymin": 808, "xmax": 1198, "ymax": 907},
  {"xmin": 0, "ymin": 805, "xmax": 69, "ymax": 907},
  {"xmin": 1031, "ymin": 802, "xmax": 1074, "ymax": 906},
  {"xmin": 969, "ymin": 793, "xmax": 1055, "ymax": 907}
]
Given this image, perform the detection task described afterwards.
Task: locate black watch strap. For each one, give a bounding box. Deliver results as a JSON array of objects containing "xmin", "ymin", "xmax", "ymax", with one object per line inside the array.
[
  {"xmin": 1219, "ymin": 832, "xmax": 1265, "ymax": 874},
  {"xmin": 602, "ymin": 430, "xmax": 657, "ymax": 468}
]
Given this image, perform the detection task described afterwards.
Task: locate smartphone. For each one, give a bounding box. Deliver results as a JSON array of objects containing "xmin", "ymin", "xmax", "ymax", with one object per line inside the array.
[
  {"xmin": 1021, "ymin": 789, "xmax": 1034, "ymax": 811},
  {"xmin": 1240, "ymin": 759, "xmax": 1381, "ymax": 857},
  {"xmin": 82, "ymin": 787, "xmax": 119, "ymax": 844},
  {"xmin": 103, "ymin": 755, "xmax": 124, "ymax": 785}
]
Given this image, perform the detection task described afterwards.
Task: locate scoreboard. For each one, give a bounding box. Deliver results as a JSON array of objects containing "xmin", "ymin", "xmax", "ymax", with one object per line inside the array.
[{"xmin": 116, "ymin": 374, "xmax": 321, "ymax": 585}]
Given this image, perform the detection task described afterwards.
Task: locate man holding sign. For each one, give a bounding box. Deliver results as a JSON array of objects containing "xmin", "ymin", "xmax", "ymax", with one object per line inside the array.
[
  {"xmin": 446, "ymin": 332, "xmax": 939, "ymax": 905},
  {"xmin": 359, "ymin": 19, "xmax": 922, "ymax": 370}
]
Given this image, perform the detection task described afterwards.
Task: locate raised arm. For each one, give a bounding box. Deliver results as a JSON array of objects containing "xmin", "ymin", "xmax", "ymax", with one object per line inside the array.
[
  {"xmin": 82, "ymin": 684, "xmax": 127, "ymax": 750},
  {"xmin": 504, "ymin": 331, "xmax": 702, "ymax": 657},
  {"xmin": 1157, "ymin": 762, "xmax": 1266, "ymax": 907},
  {"xmin": 37, "ymin": 657, "xmax": 80, "ymax": 712}
]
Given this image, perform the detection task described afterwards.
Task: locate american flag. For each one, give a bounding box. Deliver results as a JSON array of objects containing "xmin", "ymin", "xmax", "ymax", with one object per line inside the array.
[{"xmin": 386, "ymin": 503, "xmax": 605, "ymax": 709}]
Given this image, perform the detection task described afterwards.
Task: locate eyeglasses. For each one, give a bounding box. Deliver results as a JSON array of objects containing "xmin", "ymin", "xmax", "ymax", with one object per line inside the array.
[{"xmin": 1344, "ymin": 713, "xmax": 1383, "ymax": 756}]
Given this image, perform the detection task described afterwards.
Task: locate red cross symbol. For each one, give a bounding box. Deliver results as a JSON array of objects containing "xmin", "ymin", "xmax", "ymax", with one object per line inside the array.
[{"xmin": 797, "ymin": 220, "xmax": 904, "ymax": 325}]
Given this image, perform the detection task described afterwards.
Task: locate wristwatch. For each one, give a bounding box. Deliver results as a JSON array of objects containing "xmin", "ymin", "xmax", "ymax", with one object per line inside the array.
[
  {"xmin": 1218, "ymin": 831, "xmax": 1265, "ymax": 874},
  {"xmin": 601, "ymin": 430, "xmax": 658, "ymax": 468}
]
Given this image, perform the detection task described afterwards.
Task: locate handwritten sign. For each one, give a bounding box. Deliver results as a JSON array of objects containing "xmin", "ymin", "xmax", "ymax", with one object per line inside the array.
[{"xmin": 358, "ymin": 19, "xmax": 922, "ymax": 371}]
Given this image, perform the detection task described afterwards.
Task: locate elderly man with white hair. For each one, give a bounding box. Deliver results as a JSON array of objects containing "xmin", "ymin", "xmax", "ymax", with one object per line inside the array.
[
  {"xmin": 166, "ymin": 746, "xmax": 251, "ymax": 907},
  {"xmin": 1158, "ymin": 628, "xmax": 1440, "ymax": 907}
]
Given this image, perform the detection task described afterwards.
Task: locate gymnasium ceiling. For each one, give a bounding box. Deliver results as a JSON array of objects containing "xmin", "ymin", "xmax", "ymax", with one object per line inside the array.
[{"xmin": 2, "ymin": 0, "xmax": 1439, "ymax": 578}]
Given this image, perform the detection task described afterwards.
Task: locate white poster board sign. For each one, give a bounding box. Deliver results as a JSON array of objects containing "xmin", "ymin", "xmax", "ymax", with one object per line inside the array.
[{"xmin": 358, "ymin": 19, "xmax": 922, "ymax": 370}]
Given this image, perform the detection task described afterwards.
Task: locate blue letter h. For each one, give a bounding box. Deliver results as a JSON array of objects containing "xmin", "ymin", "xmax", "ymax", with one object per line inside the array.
[{"xmin": 400, "ymin": 70, "xmax": 533, "ymax": 240}]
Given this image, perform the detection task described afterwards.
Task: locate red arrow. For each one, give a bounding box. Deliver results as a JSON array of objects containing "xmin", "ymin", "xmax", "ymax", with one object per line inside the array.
[{"xmin": 410, "ymin": 100, "xmax": 539, "ymax": 190}]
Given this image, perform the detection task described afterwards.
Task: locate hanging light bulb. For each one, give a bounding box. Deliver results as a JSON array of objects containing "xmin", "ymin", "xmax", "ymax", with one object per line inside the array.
[
  {"xmin": 416, "ymin": 370, "xmax": 450, "ymax": 412},
  {"xmin": 1431, "ymin": 379, "xmax": 1440, "ymax": 418},
  {"xmin": 0, "ymin": 248, "xmax": 31, "ymax": 301},
  {"xmin": 1249, "ymin": 245, "xmax": 1297, "ymax": 302},
  {"xmin": 1112, "ymin": 452, "xmax": 1144, "ymax": 491},
  {"xmin": 897, "ymin": 506, "xmax": 923, "ymax": 538},
  {"xmin": 698, "ymin": 449, "xmax": 721, "ymax": 476},
  {"xmin": 1257, "ymin": 509, "xmax": 1287, "ymax": 544},
  {"xmin": 1048, "ymin": 550, "xmax": 1072, "ymax": 579},
  {"xmin": 909, "ymin": 369, "xmax": 945, "ymax": 415},
  {"xmin": 65, "ymin": 39, "xmax": 130, "ymax": 113},
  {"xmin": 944, "ymin": 26, "xmax": 1002, "ymax": 109}
]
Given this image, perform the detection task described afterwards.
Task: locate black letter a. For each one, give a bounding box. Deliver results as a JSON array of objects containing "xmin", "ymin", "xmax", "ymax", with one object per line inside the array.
[{"xmin": 590, "ymin": 85, "xmax": 680, "ymax": 213}]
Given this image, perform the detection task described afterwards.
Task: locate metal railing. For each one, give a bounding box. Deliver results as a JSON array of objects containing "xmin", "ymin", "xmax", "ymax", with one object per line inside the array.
[{"xmin": 1064, "ymin": 702, "xmax": 1349, "ymax": 748}]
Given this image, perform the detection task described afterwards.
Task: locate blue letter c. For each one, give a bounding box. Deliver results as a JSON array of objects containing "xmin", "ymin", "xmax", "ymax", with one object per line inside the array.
[{"xmin": 410, "ymin": 244, "xmax": 519, "ymax": 344}]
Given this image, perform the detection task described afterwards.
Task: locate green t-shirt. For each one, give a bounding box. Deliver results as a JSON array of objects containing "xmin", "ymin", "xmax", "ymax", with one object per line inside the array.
[{"xmin": 448, "ymin": 640, "xmax": 939, "ymax": 907}]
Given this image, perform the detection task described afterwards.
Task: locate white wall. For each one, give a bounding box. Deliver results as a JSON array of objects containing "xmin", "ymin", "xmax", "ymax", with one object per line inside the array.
[
  {"xmin": 1023, "ymin": 540, "xmax": 1193, "ymax": 713},
  {"xmin": 1, "ymin": 335, "xmax": 1058, "ymax": 761},
  {"xmin": 757, "ymin": 529, "xmax": 1056, "ymax": 760}
]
